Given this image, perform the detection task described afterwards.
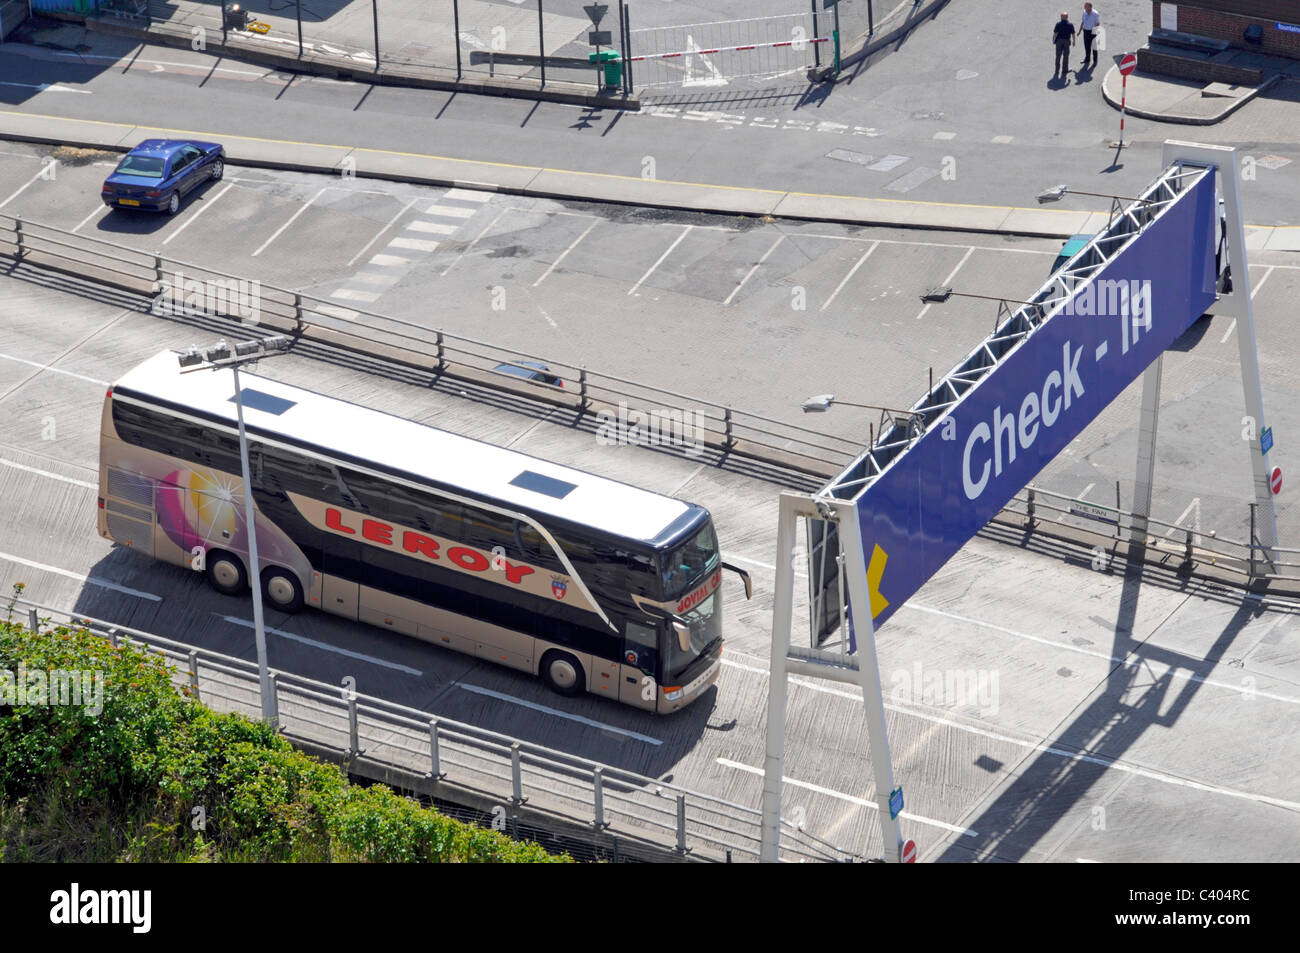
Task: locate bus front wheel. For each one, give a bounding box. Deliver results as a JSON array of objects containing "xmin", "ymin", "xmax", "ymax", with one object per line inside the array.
[
  {"xmin": 540, "ymin": 651, "xmax": 584, "ymax": 697},
  {"xmin": 261, "ymin": 567, "xmax": 304, "ymax": 613},
  {"xmin": 206, "ymin": 551, "xmax": 248, "ymax": 596}
]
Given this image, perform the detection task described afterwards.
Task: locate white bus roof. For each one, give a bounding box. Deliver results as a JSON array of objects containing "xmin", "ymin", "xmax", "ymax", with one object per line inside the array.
[{"xmin": 113, "ymin": 350, "xmax": 698, "ymax": 544}]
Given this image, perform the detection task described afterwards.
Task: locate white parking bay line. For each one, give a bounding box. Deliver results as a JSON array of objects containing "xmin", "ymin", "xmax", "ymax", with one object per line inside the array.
[
  {"xmin": 218, "ymin": 614, "xmax": 422, "ymax": 675},
  {"xmin": 0, "ymin": 165, "xmax": 51, "ymax": 210},
  {"xmin": 369, "ymin": 253, "xmax": 410, "ymax": 267},
  {"xmin": 725, "ymin": 234, "xmax": 785, "ymax": 306},
  {"xmin": 534, "ymin": 218, "xmax": 598, "ymax": 288},
  {"xmin": 347, "ymin": 197, "xmax": 418, "ymax": 267},
  {"xmin": 0, "ymin": 458, "xmax": 96, "ymax": 489},
  {"xmin": 0, "ymin": 351, "xmax": 108, "ymax": 385},
  {"xmin": 252, "ymin": 186, "xmax": 328, "ymax": 256},
  {"xmin": 457, "ymin": 683, "xmax": 662, "ymax": 745},
  {"xmin": 915, "ymin": 246, "xmax": 975, "ymax": 320},
  {"xmin": 72, "ymin": 204, "xmax": 112, "ymax": 235},
  {"xmin": 0, "ymin": 550, "xmax": 162, "ymax": 601},
  {"xmin": 628, "ymin": 225, "xmax": 692, "ymax": 296},
  {"xmin": 716, "ymin": 758, "xmax": 978, "ymax": 837},
  {"xmin": 163, "ymin": 180, "xmax": 235, "ymax": 246},
  {"xmin": 821, "ymin": 240, "xmax": 880, "ymax": 312}
]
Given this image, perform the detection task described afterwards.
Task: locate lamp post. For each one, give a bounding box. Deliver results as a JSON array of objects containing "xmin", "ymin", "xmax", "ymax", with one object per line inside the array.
[
  {"xmin": 178, "ymin": 334, "xmax": 292, "ymax": 725},
  {"xmin": 1037, "ymin": 184, "xmax": 1155, "ymax": 206}
]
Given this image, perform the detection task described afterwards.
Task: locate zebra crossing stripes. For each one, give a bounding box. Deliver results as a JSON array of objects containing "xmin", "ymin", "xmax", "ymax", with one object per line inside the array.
[{"xmin": 326, "ymin": 189, "xmax": 492, "ymax": 313}]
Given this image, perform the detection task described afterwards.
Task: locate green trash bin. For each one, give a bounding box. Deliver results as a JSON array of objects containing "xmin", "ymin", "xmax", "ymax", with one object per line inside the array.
[{"xmin": 589, "ymin": 49, "xmax": 623, "ymax": 88}]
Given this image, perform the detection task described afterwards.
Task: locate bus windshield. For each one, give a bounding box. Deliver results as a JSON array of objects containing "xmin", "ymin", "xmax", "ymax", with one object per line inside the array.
[{"xmin": 660, "ymin": 522, "xmax": 719, "ymax": 597}]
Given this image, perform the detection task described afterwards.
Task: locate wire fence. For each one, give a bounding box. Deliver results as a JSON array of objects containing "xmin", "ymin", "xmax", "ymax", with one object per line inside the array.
[
  {"xmin": 0, "ymin": 211, "xmax": 859, "ymax": 484},
  {"xmin": 8, "ymin": 597, "xmax": 857, "ymax": 863}
]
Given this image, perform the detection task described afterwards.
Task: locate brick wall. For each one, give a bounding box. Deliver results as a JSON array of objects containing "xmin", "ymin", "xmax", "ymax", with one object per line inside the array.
[
  {"xmin": 1153, "ymin": 2, "xmax": 1300, "ymax": 59},
  {"xmin": 1137, "ymin": 47, "xmax": 1265, "ymax": 83}
]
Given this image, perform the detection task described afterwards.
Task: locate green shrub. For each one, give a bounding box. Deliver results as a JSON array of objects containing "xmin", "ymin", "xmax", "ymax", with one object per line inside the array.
[{"xmin": 0, "ymin": 597, "xmax": 570, "ymax": 863}]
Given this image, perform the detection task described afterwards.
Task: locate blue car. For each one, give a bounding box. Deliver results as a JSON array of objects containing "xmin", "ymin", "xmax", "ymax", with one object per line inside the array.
[{"xmin": 101, "ymin": 139, "xmax": 225, "ymax": 215}]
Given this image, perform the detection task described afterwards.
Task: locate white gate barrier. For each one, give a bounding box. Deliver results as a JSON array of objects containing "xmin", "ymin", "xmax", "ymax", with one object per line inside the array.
[{"xmin": 628, "ymin": 12, "xmax": 833, "ymax": 90}]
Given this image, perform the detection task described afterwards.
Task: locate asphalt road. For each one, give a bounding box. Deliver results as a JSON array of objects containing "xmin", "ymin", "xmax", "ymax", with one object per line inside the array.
[
  {"xmin": 3, "ymin": 146, "xmax": 1296, "ymax": 552},
  {"xmin": 3, "ymin": 0, "xmax": 1299, "ymax": 220},
  {"xmin": 2, "ymin": 268, "xmax": 1299, "ymax": 861}
]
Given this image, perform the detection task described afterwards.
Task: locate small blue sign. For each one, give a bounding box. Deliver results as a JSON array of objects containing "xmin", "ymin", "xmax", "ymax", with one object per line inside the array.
[
  {"xmin": 1262, "ymin": 426, "xmax": 1273, "ymax": 455},
  {"xmin": 889, "ymin": 786, "xmax": 904, "ymax": 820},
  {"xmin": 1276, "ymin": 22, "xmax": 1300, "ymax": 35}
]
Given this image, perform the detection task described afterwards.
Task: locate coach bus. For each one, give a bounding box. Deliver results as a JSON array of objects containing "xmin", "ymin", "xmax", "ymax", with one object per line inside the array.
[{"xmin": 97, "ymin": 350, "xmax": 751, "ymax": 713}]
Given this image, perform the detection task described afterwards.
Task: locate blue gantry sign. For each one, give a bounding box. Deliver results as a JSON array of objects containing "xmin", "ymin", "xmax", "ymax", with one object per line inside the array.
[{"xmin": 850, "ymin": 173, "xmax": 1218, "ymax": 636}]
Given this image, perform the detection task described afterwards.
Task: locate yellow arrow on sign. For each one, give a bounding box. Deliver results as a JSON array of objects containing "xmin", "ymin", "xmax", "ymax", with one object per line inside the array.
[{"xmin": 867, "ymin": 544, "xmax": 890, "ymax": 618}]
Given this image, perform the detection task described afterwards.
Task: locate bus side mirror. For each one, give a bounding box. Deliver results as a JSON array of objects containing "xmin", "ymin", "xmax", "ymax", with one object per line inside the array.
[
  {"xmin": 721, "ymin": 562, "xmax": 753, "ymax": 600},
  {"xmin": 673, "ymin": 621, "xmax": 691, "ymax": 653}
]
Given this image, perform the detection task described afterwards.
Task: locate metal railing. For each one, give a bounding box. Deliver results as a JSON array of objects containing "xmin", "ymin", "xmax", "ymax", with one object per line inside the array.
[
  {"xmin": 8, "ymin": 597, "xmax": 857, "ymax": 863},
  {"xmin": 0, "ymin": 212, "xmax": 857, "ymax": 483},
  {"xmin": 1008, "ymin": 483, "xmax": 1300, "ymax": 583}
]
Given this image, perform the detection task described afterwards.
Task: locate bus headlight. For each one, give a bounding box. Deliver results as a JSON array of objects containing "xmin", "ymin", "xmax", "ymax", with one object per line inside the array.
[{"xmin": 662, "ymin": 686, "xmax": 684, "ymax": 701}]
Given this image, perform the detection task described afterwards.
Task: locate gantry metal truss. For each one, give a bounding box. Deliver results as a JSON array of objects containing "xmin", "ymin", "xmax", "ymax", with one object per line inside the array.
[{"xmin": 817, "ymin": 161, "xmax": 1214, "ymax": 505}]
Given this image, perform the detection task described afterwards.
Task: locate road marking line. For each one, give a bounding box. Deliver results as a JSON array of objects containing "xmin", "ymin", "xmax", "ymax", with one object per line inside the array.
[
  {"xmin": 388, "ymin": 237, "xmax": 440, "ymax": 252},
  {"xmin": 351, "ymin": 271, "xmax": 401, "ymax": 286},
  {"xmin": 723, "ymin": 649, "xmax": 1300, "ymax": 809},
  {"xmin": 162, "ymin": 180, "xmax": 235, "ymax": 245},
  {"xmin": 252, "ymin": 186, "xmax": 328, "ymax": 256},
  {"xmin": 0, "ymin": 550, "xmax": 162, "ymax": 601},
  {"xmin": 441, "ymin": 208, "xmax": 507, "ymax": 276},
  {"xmin": 0, "ymin": 351, "xmax": 109, "ymax": 384},
  {"xmin": 0, "ymin": 458, "xmax": 97, "ymax": 489},
  {"xmin": 0, "ymin": 165, "xmax": 50, "ymax": 210},
  {"xmin": 330, "ymin": 288, "xmax": 381, "ymax": 302},
  {"xmin": 628, "ymin": 224, "xmax": 692, "ymax": 296},
  {"xmin": 71, "ymin": 203, "xmax": 111, "ymax": 234},
  {"xmin": 346, "ymin": 197, "xmax": 418, "ymax": 267},
  {"xmin": 716, "ymin": 758, "xmax": 978, "ymax": 837},
  {"xmin": 458, "ymin": 683, "xmax": 662, "ymax": 744},
  {"xmin": 1218, "ymin": 318, "xmax": 1237, "ymax": 344},
  {"xmin": 534, "ymin": 218, "xmax": 598, "ymax": 288},
  {"xmin": 315, "ymin": 303, "xmax": 359, "ymax": 321},
  {"xmin": 218, "ymin": 614, "xmax": 422, "ymax": 675},
  {"xmin": 406, "ymin": 220, "xmax": 458, "ymax": 235},
  {"xmin": 821, "ymin": 240, "xmax": 880, "ymax": 312},
  {"xmin": 424, "ymin": 204, "xmax": 476, "ymax": 219},
  {"xmin": 443, "ymin": 188, "xmax": 493, "ymax": 202},
  {"xmin": 915, "ymin": 245, "xmax": 975, "ymax": 320},
  {"xmin": 369, "ymin": 253, "xmax": 410, "ymax": 267},
  {"xmin": 725, "ymin": 234, "xmax": 785, "ymax": 306}
]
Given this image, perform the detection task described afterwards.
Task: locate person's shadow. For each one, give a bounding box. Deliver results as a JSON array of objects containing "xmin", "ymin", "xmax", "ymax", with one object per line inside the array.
[
  {"xmin": 1048, "ymin": 72, "xmax": 1071, "ymax": 89},
  {"xmin": 1074, "ymin": 61, "xmax": 1095, "ymax": 83}
]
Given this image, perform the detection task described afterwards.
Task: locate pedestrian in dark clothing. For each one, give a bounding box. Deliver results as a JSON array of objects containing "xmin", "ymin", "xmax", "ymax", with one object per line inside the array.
[{"xmin": 1053, "ymin": 12, "xmax": 1076, "ymax": 77}]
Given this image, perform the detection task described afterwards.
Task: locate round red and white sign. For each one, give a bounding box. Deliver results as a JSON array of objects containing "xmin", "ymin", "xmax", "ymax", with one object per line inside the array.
[
  {"xmin": 1119, "ymin": 53, "xmax": 1138, "ymax": 76},
  {"xmin": 901, "ymin": 839, "xmax": 917, "ymax": 863},
  {"xmin": 1270, "ymin": 466, "xmax": 1283, "ymax": 495}
]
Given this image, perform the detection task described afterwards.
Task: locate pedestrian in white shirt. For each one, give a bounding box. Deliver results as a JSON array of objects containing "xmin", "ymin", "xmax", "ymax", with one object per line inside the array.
[{"xmin": 1080, "ymin": 3, "xmax": 1101, "ymax": 70}]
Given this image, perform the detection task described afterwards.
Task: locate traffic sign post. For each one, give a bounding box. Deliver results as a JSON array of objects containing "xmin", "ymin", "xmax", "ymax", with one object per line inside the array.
[{"xmin": 1118, "ymin": 53, "xmax": 1137, "ymax": 148}]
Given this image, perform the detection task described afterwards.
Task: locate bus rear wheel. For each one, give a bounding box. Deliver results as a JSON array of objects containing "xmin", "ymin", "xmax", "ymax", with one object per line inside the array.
[
  {"xmin": 540, "ymin": 651, "xmax": 584, "ymax": 697},
  {"xmin": 206, "ymin": 551, "xmax": 248, "ymax": 596},
  {"xmin": 261, "ymin": 567, "xmax": 304, "ymax": 613}
]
